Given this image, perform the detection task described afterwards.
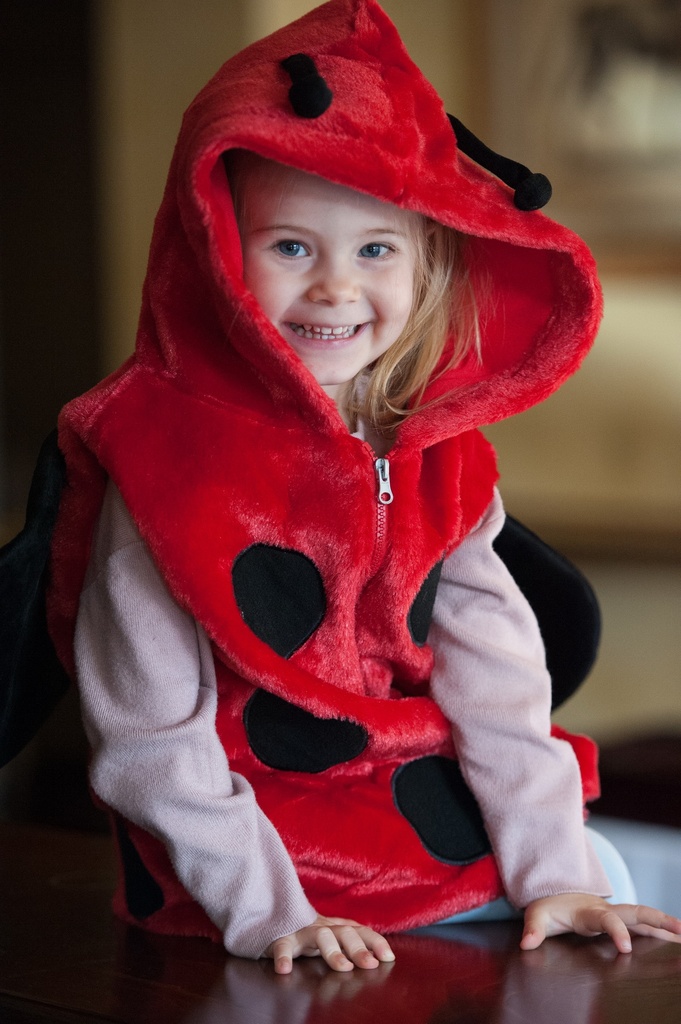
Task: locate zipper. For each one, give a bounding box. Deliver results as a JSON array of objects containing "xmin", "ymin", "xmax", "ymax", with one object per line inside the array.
[
  {"xmin": 375, "ymin": 458, "xmax": 393, "ymax": 505},
  {"xmin": 369, "ymin": 457, "xmax": 393, "ymax": 575}
]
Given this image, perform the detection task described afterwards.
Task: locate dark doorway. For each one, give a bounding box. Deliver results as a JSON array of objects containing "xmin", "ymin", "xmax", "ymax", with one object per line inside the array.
[{"xmin": 0, "ymin": 0, "xmax": 101, "ymax": 520}]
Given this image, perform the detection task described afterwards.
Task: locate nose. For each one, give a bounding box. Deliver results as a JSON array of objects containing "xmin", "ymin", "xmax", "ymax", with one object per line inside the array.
[{"xmin": 306, "ymin": 259, "xmax": 360, "ymax": 305}]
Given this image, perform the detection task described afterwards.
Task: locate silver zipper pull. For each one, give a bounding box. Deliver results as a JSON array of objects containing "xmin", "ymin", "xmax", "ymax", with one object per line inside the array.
[{"xmin": 375, "ymin": 458, "xmax": 393, "ymax": 505}]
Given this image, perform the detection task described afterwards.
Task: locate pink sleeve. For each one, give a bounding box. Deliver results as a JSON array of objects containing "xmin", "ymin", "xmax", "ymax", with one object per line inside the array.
[
  {"xmin": 429, "ymin": 490, "xmax": 611, "ymax": 907},
  {"xmin": 75, "ymin": 482, "xmax": 317, "ymax": 958}
]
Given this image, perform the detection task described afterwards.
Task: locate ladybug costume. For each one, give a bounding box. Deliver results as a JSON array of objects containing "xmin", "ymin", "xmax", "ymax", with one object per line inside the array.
[{"xmin": 43, "ymin": 0, "xmax": 606, "ymax": 955}]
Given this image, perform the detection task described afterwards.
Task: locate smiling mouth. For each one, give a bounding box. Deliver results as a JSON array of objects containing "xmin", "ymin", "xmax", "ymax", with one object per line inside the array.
[{"xmin": 287, "ymin": 323, "xmax": 360, "ymax": 339}]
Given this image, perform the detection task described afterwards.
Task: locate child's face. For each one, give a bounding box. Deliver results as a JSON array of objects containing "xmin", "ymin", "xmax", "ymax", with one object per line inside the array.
[{"xmin": 235, "ymin": 158, "xmax": 419, "ymax": 412}]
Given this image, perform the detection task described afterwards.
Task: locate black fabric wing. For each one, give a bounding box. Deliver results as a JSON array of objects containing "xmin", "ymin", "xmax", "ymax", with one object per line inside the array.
[
  {"xmin": 0, "ymin": 430, "xmax": 70, "ymax": 766},
  {"xmin": 494, "ymin": 515, "xmax": 601, "ymax": 710}
]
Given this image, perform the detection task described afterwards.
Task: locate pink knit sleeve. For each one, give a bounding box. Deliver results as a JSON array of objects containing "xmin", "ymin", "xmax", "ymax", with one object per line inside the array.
[
  {"xmin": 74, "ymin": 482, "xmax": 317, "ymax": 957},
  {"xmin": 429, "ymin": 490, "xmax": 611, "ymax": 907}
]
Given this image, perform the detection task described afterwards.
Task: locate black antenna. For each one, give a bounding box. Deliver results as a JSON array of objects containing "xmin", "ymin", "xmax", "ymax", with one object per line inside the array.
[
  {"xmin": 448, "ymin": 115, "xmax": 552, "ymax": 211},
  {"xmin": 281, "ymin": 54, "xmax": 333, "ymax": 119}
]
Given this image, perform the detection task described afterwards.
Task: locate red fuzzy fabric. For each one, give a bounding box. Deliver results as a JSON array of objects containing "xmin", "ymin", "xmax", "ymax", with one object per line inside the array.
[{"xmin": 48, "ymin": 0, "xmax": 603, "ymax": 939}]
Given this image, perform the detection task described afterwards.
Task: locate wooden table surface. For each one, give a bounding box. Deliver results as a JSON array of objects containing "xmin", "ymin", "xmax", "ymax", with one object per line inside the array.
[{"xmin": 2, "ymin": 821, "xmax": 681, "ymax": 1024}]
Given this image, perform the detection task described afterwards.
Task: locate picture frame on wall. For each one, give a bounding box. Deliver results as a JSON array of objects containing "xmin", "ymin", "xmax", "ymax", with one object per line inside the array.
[
  {"xmin": 479, "ymin": 0, "xmax": 681, "ymax": 274},
  {"xmin": 469, "ymin": 0, "xmax": 681, "ymax": 556}
]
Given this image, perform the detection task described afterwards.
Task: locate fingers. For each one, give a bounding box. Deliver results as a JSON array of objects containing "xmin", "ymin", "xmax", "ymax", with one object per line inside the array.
[
  {"xmin": 522, "ymin": 898, "xmax": 633, "ymax": 953},
  {"xmin": 520, "ymin": 895, "xmax": 681, "ymax": 958},
  {"xmin": 574, "ymin": 904, "xmax": 681, "ymax": 952},
  {"xmin": 317, "ymin": 925, "xmax": 369, "ymax": 971},
  {"xmin": 353, "ymin": 924, "xmax": 396, "ymax": 965},
  {"xmin": 267, "ymin": 919, "xmax": 395, "ymax": 974},
  {"xmin": 577, "ymin": 907, "xmax": 633, "ymax": 953},
  {"xmin": 520, "ymin": 905, "xmax": 548, "ymax": 951},
  {"xmin": 614, "ymin": 904, "xmax": 681, "ymax": 944},
  {"xmin": 269, "ymin": 936, "xmax": 296, "ymax": 975},
  {"xmin": 317, "ymin": 924, "xmax": 395, "ymax": 971}
]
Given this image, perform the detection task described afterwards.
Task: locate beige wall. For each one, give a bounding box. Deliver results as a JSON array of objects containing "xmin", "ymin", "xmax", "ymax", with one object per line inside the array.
[
  {"xmin": 95, "ymin": 0, "xmax": 251, "ymax": 373},
  {"xmin": 553, "ymin": 559, "xmax": 681, "ymax": 742},
  {"xmin": 486, "ymin": 277, "xmax": 681, "ymax": 544},
  {"xmin": 92, "ymin": 0, "xmax": 680, "ymax": 744}
]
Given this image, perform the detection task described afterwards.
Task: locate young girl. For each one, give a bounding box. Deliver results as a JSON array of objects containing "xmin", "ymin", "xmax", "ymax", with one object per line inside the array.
[{"xmin": 48, "ymin": 0, "xmax": 681, "ymax": 975}]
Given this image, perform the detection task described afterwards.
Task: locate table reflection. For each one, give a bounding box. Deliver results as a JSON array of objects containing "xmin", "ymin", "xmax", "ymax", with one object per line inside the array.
[
  {"xmin": 6, "ymin": 823, "xmax": 680, "ymax": 1024},
  {"xmin": 172, "ymin": 922, "xmax": 681, "ymax": 1024}
]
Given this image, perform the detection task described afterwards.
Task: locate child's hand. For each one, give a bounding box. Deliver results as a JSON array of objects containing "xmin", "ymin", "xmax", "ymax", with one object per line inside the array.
[
  {"xmin": 265, "ymin": 915, "xmax": 395, "ymax": 974},
  {"xmin": 521, "ymin": 894, "xmax": 681, "ymax": 953}
]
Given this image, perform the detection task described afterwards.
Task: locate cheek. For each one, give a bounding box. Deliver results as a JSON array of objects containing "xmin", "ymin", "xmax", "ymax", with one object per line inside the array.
[
  {"xmin": 241, "ymin": 252, "xmax": 258, "ymax": 298},
  {"xmin": 243, "ymin": 262, "xmax": 285, "ymax": 321}
]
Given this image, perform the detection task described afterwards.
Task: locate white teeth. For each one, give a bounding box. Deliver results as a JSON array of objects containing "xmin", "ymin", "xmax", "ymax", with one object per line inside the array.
[{"xmin": 289, "ymin": 323, "xmax": 359, "ymax": 339}]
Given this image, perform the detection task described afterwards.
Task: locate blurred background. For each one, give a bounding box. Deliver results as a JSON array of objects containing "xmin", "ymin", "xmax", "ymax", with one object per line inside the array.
[{"xmin": 1, "ymin": 0, "xmax": 679, "ymax": 834}]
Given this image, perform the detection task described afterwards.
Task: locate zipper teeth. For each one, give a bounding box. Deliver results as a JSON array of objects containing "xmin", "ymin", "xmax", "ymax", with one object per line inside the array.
[
  {"xmin": 376, "ymin": 502, "xmax": 386, "ymax": 545},
  {"xmin": 369, "ymin": 458, "xmax": 391, "ymax": 576},
  {"xmin": 369, "ymin": 503, "xmax": 386, "ymax": 577}
]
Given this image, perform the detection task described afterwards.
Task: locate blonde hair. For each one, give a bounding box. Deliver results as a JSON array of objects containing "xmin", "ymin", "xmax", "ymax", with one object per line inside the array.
[
  {"xmin": 348, "ymin": 219, "xmax": 480, "ymax": 434},
  {"xmin": 224, "ymin": 150, "xmax": 481, "ymax": 434}
]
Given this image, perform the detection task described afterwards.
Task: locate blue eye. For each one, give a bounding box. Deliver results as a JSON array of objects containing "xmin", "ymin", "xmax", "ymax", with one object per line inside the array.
[
  {"xmin": 359, "ymin": 243, "xmax": 390, "ymax": 258},
  {"xmin": 276, "ymin": 240, "xmax": 308, "ymax": 257}
]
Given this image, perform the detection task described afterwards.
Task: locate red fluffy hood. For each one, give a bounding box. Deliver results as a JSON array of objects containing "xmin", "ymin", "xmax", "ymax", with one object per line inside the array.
[{"xmin": 127, "ymin": 0, "xmax": 601, "ymax": 450}]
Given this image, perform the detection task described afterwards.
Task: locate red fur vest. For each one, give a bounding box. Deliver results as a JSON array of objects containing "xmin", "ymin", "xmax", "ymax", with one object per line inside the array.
[{"xmin": 48, "ymin": 0, "xmax": 603, "ymax": 937}]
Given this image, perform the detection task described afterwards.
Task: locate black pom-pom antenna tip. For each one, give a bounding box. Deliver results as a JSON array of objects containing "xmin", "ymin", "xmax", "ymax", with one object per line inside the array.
[{"xmin": 449, "ymin": 115, "xmax": 552, "ymax": 211}]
